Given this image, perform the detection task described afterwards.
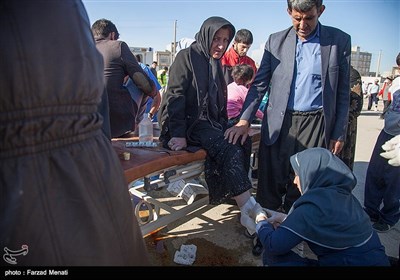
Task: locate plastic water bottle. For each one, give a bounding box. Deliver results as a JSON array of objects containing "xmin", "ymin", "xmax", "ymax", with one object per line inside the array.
[{"xmin": 139, "ymin": 113, "xmax": 153, "ymax": 142}]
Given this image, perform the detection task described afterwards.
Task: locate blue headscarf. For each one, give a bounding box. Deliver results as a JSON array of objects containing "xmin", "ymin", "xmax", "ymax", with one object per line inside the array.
[{"xmin": 282, "ymin": 148, "xmax": 373, "ymax": 249}]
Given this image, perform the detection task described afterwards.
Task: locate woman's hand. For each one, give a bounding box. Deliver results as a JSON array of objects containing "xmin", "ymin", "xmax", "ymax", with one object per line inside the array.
[
  {"xmin": 168, "ymin": 137, "xmax": 187, "ymax": 151},
  {"xmin": 265, "ymin": 209, "xmax": 287, "ymax": 229}
]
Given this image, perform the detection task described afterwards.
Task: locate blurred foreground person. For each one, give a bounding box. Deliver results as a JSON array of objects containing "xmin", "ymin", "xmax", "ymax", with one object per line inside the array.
[{"xmin": 0, "ymin": 0, "xmax": 148, "ymax": 266}]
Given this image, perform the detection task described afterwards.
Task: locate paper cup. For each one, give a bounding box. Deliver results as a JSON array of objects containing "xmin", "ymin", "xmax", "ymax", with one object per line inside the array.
[{"xmin": 123, "ymin": 152, "xmax": 130, "ymax": 161}]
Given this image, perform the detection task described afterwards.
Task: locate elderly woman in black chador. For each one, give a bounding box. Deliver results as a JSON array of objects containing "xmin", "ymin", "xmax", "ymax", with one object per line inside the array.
[{"xmin": 158, "ymin": 16, "xmax": 265, "ymax": 235}]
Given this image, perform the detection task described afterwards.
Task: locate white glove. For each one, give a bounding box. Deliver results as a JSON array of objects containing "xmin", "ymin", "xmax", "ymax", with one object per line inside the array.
[
  {"xmin": 264, "ymin": 209, "xmax": 288, "ymax": 229},
  {"xmin": 380, "ymin": 135, "xmax": 400, "ymax": 167},
  {"xmin": 251, "ymin": 203, "xmax": 268, "ymax": 223}
]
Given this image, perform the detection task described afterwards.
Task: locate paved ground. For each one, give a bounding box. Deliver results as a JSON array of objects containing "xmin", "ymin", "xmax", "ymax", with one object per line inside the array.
[{"xmin": 144, "ymin": 99, "xmax": 399, "ymax": 266}]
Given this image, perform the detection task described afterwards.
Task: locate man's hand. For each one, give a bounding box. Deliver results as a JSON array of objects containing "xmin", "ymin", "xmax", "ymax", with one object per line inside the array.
[
  {"xmin": 329, "ymin": 139, "xmax": 344, "ymax": 155},
  {"xmin": 224, "ymin": 119, "xmax": 250, "ymax": 145},
  {"xmin": 381, "ymin": 135, "xmax": 400, "ymax": 167}
]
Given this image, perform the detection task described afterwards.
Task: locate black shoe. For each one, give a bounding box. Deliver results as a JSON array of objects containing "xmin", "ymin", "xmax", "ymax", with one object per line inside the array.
[
  {"xmin": 373, "ymin": 220, "xmax": 392, "ymax": 233},
  {"xmin": 252, "ymin": 236, "xmax": 263, "ymax": 256},
  {"xmin": 388, "ymin": 256, "xmax": 399, "ymax": 267}
]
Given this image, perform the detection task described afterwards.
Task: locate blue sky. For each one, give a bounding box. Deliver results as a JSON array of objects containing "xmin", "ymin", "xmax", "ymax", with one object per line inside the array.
[{"xmin": 82, "ymin": 0, "xmax": 399, "ymax": 74}]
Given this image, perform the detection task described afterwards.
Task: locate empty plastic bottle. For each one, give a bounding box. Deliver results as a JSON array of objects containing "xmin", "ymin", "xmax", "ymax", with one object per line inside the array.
[{"xmin": 139, "ymin": 113, "xmax": 153, "ymax": 142}]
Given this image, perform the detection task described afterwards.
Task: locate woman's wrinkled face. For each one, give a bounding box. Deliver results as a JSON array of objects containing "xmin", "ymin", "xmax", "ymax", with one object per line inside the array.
[
  {"xmin": 287, "ymin": 5, "xmax": 324, "ymax": 41},
  {"xmin": 210, "ymin": 27, "xmax": 230, "ymax": 59}
]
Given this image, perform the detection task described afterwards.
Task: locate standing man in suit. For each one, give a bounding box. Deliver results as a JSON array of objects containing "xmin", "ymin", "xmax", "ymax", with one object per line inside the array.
[{"xmin": 225, "ymin": 0, "xmax": 350, "ymax": 213}]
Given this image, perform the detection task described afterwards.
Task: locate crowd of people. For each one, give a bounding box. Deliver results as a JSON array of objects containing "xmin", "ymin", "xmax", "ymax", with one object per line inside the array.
[{"xmin": 1, "ymin": 0, "xmax": 398, "ymax": 267}]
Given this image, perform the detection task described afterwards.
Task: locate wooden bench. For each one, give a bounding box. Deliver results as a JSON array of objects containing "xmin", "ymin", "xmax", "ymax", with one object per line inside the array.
[{"xmin": 112, "ymin": 127, "xmax": 261, "ymax": 237}]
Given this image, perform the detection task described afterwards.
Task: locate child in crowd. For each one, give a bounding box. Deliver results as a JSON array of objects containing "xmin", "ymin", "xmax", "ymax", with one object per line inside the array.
[{"xmin": 227, "ymin": 64, "xmax": 263, "ymax": 126}]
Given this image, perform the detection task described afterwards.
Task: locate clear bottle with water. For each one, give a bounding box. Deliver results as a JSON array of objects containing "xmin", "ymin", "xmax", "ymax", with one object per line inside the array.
[{"xmin": 139, "ymin": 113, "xmax": 153, "ymax": 142}]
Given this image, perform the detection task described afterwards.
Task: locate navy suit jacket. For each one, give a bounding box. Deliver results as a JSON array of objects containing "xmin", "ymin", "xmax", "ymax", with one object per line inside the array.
[{"xmin": 241, "ymin": 24, "xmax": 351, "ymax": 146}]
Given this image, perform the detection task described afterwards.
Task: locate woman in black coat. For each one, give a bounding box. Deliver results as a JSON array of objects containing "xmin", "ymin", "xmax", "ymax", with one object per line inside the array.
[{"xmin": 158, "ymin": 16, "xmax": 263, "ymax": 236}]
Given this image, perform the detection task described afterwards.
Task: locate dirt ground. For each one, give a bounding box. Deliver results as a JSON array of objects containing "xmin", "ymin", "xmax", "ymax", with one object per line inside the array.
[
  {"xmin": 142, "ymin": 200, "xmax": 263, "ymax": 266},
  {"xmin": 145, "ymin": 235, "xmax": 242, "ymax": 266}
]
